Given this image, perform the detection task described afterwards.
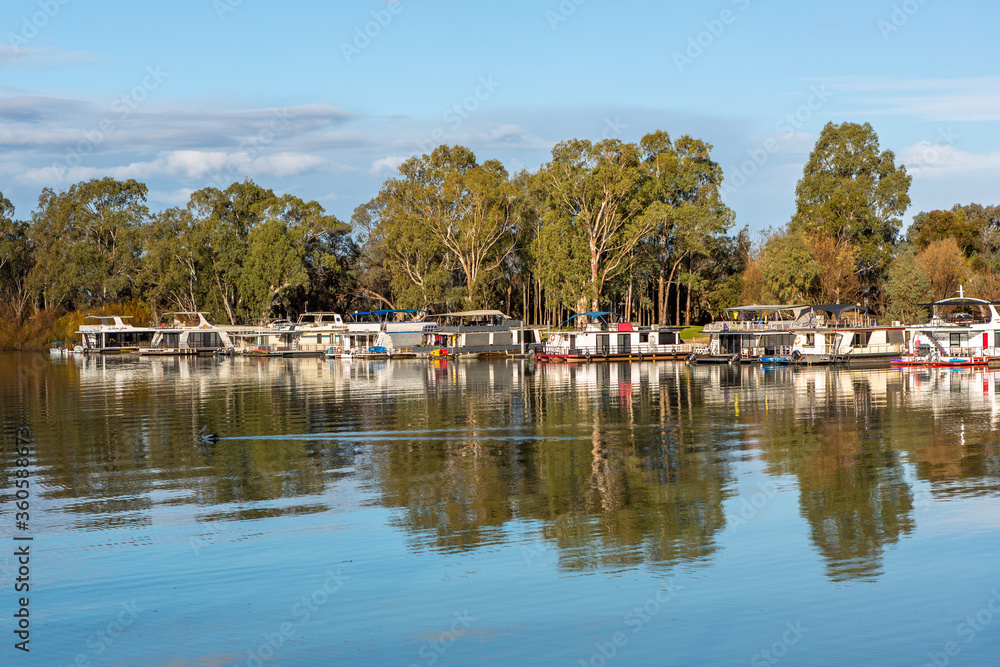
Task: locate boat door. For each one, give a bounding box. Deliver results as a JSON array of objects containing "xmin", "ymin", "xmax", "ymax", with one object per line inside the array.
[
  {"xmin": 597, "ymin": 334, "xmax": 610, "ymax": 354},
  {"xmin": 617, "ymin": 333, "xmax": 631, "ymax": 354}
]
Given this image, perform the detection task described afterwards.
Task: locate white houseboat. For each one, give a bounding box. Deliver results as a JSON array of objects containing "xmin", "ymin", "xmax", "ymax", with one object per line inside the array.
[
  {"xmin": 788, "ymin": 305, "xmax": 906, "ymax": 366},
  {"xmin": 695, "ymin": 305, "xmax": 811, "ymax": 363},
  {"xmin": 324, "ymin": 310, "xmax": 436, "ymax": 359},
  {"xmin": 141, "ymin": 312, "xmax": 237, "ymax": 356},
  {"xmin": 536, "ymin": 312, "xmax": 688, "ymax": 363},
  {"xmin": 77, "ymin": 315, "xmax": 159, "ymax": 353},
  {"xmin": 415, "ymin": 310, "xmax": 544, "ymax": 358},
  {"xmin": 891, "ymin": 289, "xmax": 1000, "ymax": 367},
  {"xmin": 234, "ymin": 312, "xmax": 347, "ymax": 357}
]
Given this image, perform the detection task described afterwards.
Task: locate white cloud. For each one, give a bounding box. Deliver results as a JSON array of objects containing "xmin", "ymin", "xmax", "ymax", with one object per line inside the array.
[
  {"xmin": 0, "ymin": 45, "xmax": 101, "ymax": 69},
  {"xmin": 18, "ymin": 150, "xmax": 327, "ymax": 186},
  {"xmin": 898, "ymin": 143, "xmax": 1000, "ymax": 178},
  {"xmin": 370, "ymin": 156, "xmax": 408, "ymax": 174},
  {"xmin": 821, "ymin": 76, "xmax": 1000, "ymax": 121}
]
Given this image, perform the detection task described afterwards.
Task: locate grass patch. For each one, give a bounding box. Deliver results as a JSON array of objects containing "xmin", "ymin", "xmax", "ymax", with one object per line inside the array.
[{"xmin": 679, "ymin": 326, "xmax": 705, "ymax": 341}]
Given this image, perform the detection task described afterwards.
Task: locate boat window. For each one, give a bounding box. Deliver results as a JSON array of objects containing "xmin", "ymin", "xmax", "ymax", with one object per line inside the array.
[
  {"xmin": 658, "ymin": 332, "xmax": 676, "ymax": 345},
  {"xmin": 806, "ymin": 333, "xmax": 815, "ymax": 346}
]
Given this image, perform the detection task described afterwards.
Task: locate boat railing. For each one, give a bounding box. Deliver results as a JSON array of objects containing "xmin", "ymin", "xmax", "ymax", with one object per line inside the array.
[
  {"xmin": 744, "ymin": 345, "xmax": 793, "ymax": 357},
  {"xmin": 547, "ymin": 342, "xmax": 693, "ymax": 356},
  {"xmin": 703, "ymin": 321, "xmax": 802, "ymax": 333},
  {"xmin": 848, "ymin": 343, "xmax": 904, "ymax": 355}
]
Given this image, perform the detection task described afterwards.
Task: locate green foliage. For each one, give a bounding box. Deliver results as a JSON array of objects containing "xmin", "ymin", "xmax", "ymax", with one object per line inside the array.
[
  {"xmin": 757, "ymin": 230, "xmax": 820, "ymax": 303},
  {"xmin": 356, "ymin": 145, "xmax": 519, "ymax": 311},
  {"xmin": 908, "ymin": 209, "xmax": 984, "ymax": 256},
  {"xmin": 240, "ymin": 219, "xmax": 308, "ymax": 320},
  {"xmin": 536, "ymin": 138, "xmax": 650, "ymax": 312},
  {"xmin": 791, "ymin": 122, "xmax": 911, "ymax": 291},
  {"xmin": 0, "ymin": 194, "xmax": 33, "ymax": 322},
  {"xmin": 28, "ymin": 177, "xmax": 149, "ymax": 309},
  {"xmin": 883, "ymin": 245, "xmax": 931, "ymax": 323}
]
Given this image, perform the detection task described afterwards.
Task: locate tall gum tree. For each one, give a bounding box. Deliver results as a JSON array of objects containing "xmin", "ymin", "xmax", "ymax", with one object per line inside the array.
[
  {"xmin": 638, "ymin": 131, "xmax": 733, "ymax": 324},
  {"xmin": 536, "ymin": 138, "xmax": 651, "ymax": 313},
  {"xmin": 28, "ymin": 177, "xmax": 148, "ymax": 309},
  {"xmin": 789, "ymin": 122, "xmax": 911, "ymax": 295},
  {"xmin": 0, "ymin": 193, "xmax": 33, "ymax": 321}
]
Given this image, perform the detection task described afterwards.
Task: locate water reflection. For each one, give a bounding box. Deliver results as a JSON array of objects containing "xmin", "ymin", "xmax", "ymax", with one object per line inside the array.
[{"xmin": 2, "ymin": 354, "xmax": 999, "ymax": 583}]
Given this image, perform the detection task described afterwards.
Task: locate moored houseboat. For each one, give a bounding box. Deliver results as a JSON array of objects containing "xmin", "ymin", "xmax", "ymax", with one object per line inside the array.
[
  {"xmin": 788, "ymin": 305, "xmax": 906, "ymax": 366},
  {"xmin": 77, "ymin": 315, "xmax": 159, "ymax": 353},
  {"xmin": 536, "ymin": 312, "xmax": 688, "ymax": 363},
  {"xmin": 415, "ymin": 310, "xmax": 544, "ymax": 358},
  {"xmin": 140, "ymin": 312, "xmax": 236, "ymax": 356},
  {"xmin": 695, "ymin": 305, "xmax": 811, "ymax": 363},
  {"xmin": 891, "ymin": 289, "xmax": 1000, "ymax": 367},
  {"xmin": 324, "ymin": 310, "xmax": 436, "ymax": 359}
]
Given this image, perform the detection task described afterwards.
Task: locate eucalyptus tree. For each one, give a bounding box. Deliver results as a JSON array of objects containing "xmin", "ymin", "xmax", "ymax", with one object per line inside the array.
[
  {"xmin": 270, "ymin": 194, "xmax": 358, "ymax": 315},
  {"xmin": 352, "ymin": 190, "xmax": 452, "ymax": 310},
  {"xmin": 355, "ymin": 145, "xmax": 519, "ymax": 310},
  {"xmin": 535, "ymin": 138, "xmax": 652, "ymax": 313},
  {"xmin": 28, "ymin": 177, "xmax": 148, "ymax": 309},
  {"xmin": 638, "ymin": 131, "xmax": 733, "ymax": 324},
  {"xmin": 139, "ymin": 206, "xmax": 203, "ymax": 314},
  {"xmin": 790, "ymin": 122, "xmax": 911, "ymax": 292},
  {"xmin": 188, "ymin": 180, "xmax": 274, "ymax": 322},
  {"xmin": 0, "ymin": 193, "xmax": 33, "ymax": 321}
]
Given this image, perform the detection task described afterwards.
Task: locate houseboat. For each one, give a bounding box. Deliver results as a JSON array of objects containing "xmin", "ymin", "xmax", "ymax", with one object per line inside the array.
[
  {"xmin": 536, "ymin": 312, "xmax": 689, "ymax": 363},
  {"xmin": 415, "ymin": 310, "xmax": 544, "ymax": 358},
  {"xmin": 324, "ymin": 310, "xmax": 436, "ymax": 359},
  {"xmin": 77, "ymin": 315, "xmax": 159, "ymax": 353},
  {"xmin": 788, "ymin": 305, "xmax": 906, "ymax": 366},
  {"xmin": 140, "ymin": 312, "xmax": 236, "ymax": 356},
  {"xmin": 694, "ymin": 305, "xmax": 811, "ymax": 363},
  {"xmin": 891, "ymin": 289, "xmax": 1000, "ymax": 367},
  {"xmin": 234, "ymin": 312, "xmax": 346, "ymax": 357}
]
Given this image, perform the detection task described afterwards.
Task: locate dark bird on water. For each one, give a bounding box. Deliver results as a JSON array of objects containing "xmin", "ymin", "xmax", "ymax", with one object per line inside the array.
[{"xmin": 199, "ymin": 426, "xmax": 219, "ymax": 444}]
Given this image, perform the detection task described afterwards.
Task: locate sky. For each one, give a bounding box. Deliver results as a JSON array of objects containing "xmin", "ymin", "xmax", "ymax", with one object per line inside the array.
[{"xmin": 2, "ymin": 0, "xmax": 999, "ymax": 236}]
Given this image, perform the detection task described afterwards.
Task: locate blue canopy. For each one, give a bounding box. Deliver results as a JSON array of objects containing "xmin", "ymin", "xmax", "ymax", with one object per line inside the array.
[
  {"xmin": 350, "ymin": 309, "xmax": 426, "ymax": 316},
  {"xmin": 559, "ymin": 311, "xmax": 616, "ymax": 327}
]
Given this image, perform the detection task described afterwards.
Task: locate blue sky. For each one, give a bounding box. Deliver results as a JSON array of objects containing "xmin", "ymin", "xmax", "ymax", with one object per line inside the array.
[{"xmin": 2, "ymin": 0, "xmax": 999, "ymax": 236}]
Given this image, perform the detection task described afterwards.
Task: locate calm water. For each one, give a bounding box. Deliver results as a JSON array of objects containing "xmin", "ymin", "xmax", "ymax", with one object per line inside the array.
[{"xmin": 1, "ymin": 353, "xmax": 999, "ymax": 666}]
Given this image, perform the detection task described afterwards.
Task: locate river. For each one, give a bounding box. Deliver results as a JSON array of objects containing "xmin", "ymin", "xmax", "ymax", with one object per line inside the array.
[{"xmin": 1, "ymin": 353, "xmax": 999, "ymax": 665}]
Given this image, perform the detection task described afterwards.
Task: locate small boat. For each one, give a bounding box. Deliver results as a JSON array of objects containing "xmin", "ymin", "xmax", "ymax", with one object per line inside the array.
[{"xmin": 686, "ymin": 351, "xmax": 739, "ymax": 364}]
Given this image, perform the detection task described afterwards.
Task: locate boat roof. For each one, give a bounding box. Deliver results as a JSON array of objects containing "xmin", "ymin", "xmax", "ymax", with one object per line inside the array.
[
  {"xmin": 434, "ymin": 309, "xmax": 510, "ymax": 319},
  {"xmin": 724, "ymin": 305, "xmax": 808, "ymax": 313},
  {"xmin": 808, "ymin": 304, "xmax": 873, "ymax": 317},
  {"xmin": 560, "ymin": 311, "xmax": 616, "ymax": 326},
  {"xmin": 920, "ymin": 297, "xmax": 1000, "ymax": 306},
  {"xmin": 350, "ymin": 309, "xmax": 426, "ymax": 316}
]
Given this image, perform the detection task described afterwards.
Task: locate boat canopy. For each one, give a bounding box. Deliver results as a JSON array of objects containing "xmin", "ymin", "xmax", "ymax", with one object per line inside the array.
[
  {"xmin": 349, "ymin": 309, "xmax": 427, "ymax": 321},
  {"xmin": 433, "ymin": 310, "xmax": 510, "ymax": 320},
  {"xmin": 919, "ymin": 297, "xmax": 1000, "ymax": 306},
  {"xmin": 559, "ymin": 311, "xmax": 617, "ymax": 327},
  {"xmin": 723, "ymin": 305, "xmax": 810, "ymax": 320},
  {"xmin": 808, "ymin": 304, "xmax": 873, "ymax": 318}
]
